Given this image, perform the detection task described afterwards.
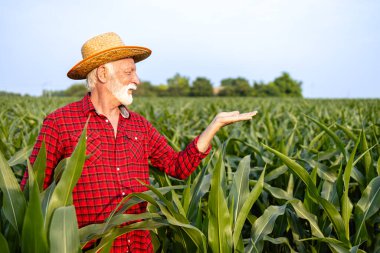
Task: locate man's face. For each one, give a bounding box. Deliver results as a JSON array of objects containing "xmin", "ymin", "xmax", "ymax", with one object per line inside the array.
[{"xmin": 106, "ymin": 58, "xmax": 140, "ymax": 106}]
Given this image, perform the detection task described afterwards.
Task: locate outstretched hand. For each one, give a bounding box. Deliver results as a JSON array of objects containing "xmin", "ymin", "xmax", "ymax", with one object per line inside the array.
[
  {"xmin": 212, "ymin": 111, "xmax": 258, "ymax": 129},
  {"xmin": 197, "ymin": 110, "xmax": 258, "ymax": 153}
]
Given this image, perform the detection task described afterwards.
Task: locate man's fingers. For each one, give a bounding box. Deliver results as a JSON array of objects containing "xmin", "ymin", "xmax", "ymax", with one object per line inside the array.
[
  {"xmin": 239, "ymin": 111, "xmax": 258, "ymax": 118},
  {"xmin": 219, "ymin": 111, "xmax": 258, "ymax": 124},
  {"xmin": 218, "ymin": 111, "xmax": 240, "ymax": 117}
]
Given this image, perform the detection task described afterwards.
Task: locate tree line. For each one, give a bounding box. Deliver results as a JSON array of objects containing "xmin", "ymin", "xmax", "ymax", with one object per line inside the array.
[{"xmin": 41, "ymin": 72, "xmax": 302, "ymax": 97}]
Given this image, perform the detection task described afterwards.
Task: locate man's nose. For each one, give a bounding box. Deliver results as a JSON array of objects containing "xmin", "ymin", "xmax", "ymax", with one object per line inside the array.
[{"xmin": 134, "ymin": 73, "xmax": 140, "ymax": 85}]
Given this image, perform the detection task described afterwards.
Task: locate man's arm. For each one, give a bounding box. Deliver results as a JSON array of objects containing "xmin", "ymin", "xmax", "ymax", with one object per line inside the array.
[
  {"xmin": 147, "ymin": 111, "xmax": 257, "ymax": 180},
  {"xmin": 197, "ymin": 111, "xmax": 258, "ymax": 152}
]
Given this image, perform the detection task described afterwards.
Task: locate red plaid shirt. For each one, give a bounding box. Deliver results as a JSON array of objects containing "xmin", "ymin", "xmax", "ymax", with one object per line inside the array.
[{"xmin": 21, "ymin": 94, "xmax": 211, "ymax": 252}]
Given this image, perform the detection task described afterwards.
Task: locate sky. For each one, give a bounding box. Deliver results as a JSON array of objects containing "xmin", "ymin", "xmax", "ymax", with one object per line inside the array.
[{"xmin": 1, "ymin": 0, "xmax": 379, "ymax": 98}]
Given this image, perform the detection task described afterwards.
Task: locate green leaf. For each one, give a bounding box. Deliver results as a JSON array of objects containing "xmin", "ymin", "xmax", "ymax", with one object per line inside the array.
[
  {"xmin": 354, "ymin": 176, "xmax": 380, "ymax": 244},
  {"xmin": 21, "ymin": 162, "xmax": 48, "ymax": 253},
  {"xmin": 32, "ymin": 140, "xmax": 47, "ymax": 192},
  {"xmin": 79, "ymin": 212, "xmax": 161, "ymax": 243},
  {"xmin": 336, "ymin": 124, "xmax": 357, "ymax": 142},
  {"xmin": 342, "ymin": 135, "xmax": 359, "ymax": 239},
  {"xmin": 251, "ymin": 205, "xmax": 286, "ymax": 252},
  {"xmin": 0, "ymin": 232, "xmax": 10, "ymax": 253},
  {"xmin": 208, "ymin": 149, "xmax": 233, "ymax": 253},
  {"xmin": 187, "ymin": 157, "xmax": 212, "ymax": 222},
  {"xmin": 164, "ymin": 174, "xmax": 187, "ymax": 217},
  {"xmin": 263, "ymin": 144, "xmax": 349, "ymax": 245},
  {"xmin": 0, "ymin": 150, "xmax": 26, "ymax": 233},
  {"xmin": 289, "ymin": 199, "xmax": 324, "ymax": 238},
  {"xmin": 233, "ymin": 167, "xmax": 266, "ymax": 248},
  {"xmin": 263, "ymin": 235, "xmax": 297, "ymax": 253},
  {"xmin": 49, "ymin": 206, "xmax": 81, "ymax": 253},
  {"xmin": 7, "ymin": 145, "xmax": 33, "ymax": 166},
  {"xmin": 228, "ymin": 155, "xmax": 251, "ymax": 223},
  {"xmin": 359, "ymin": 130, "xmax": 374, "ymax": 183},
  {"xmin": 87, "ymin": 220, "xmax": 169, "ymax": 253},
  {"xmin": 157, "ymin": 203, "xmax": 207, "ymax": 253},
  {"xmin": 265, "ymin": 165, "xmax": 288, "ymax": 182},
  {"xmin": 305, "ymin": 115, "xmax": 347, "ymax": 160}
]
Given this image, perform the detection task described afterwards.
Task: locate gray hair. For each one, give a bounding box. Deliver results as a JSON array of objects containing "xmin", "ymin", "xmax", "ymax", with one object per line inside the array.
[{"xmin": 85, "ymin": 62, "xmax": 115, "ymax": 91}]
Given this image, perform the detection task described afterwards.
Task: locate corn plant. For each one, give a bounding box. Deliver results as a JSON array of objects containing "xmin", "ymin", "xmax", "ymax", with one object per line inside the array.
[{"xmin": 1, "ymin": 96, "xmax": 379, "ymax": 252}]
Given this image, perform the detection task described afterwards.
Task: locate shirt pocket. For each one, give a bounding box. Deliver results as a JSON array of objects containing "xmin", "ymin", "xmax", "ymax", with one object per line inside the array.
[
  {"xmin": 70, "ymin": 131, "xmax": 102, "ymax": 168},
  {"xmin": 124, "ymin": 132, "xmax": 146, "ymax": 162}
]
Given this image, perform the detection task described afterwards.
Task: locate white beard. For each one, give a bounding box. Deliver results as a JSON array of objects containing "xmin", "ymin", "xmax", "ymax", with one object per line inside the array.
[{"xmin": 109, "ymin": 81, "xmax": 137, "ymax": 106}]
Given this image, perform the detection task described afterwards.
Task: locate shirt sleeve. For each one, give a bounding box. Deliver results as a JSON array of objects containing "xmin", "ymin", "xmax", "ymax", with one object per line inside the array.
[
  {"xmin": 20, "ymin": 115, "xmax": 63, "ymax": 190},
  {"xmin": 146, "ymin": 120, "xmax": 211, "ymax": 180}
]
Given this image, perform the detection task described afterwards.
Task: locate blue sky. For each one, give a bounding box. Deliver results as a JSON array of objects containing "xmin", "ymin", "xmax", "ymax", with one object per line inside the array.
[{"xmin": 1, "ymin": 0, "xmax": 379, "ymax": 98}]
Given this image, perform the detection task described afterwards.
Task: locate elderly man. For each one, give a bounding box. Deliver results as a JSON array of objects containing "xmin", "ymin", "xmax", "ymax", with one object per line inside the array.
[{"xmin": 21, "ymin": 32, "xmax": 257, "ymax": 252}]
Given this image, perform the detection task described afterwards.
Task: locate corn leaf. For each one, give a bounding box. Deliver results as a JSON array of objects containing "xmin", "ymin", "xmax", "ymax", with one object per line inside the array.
[
  {"xmin": 208, "ymin": 150, "xmax": 233, "ymax": 253},
  {"xmin": 0, "ymin": 232, "xmax": 10, "ymax": 253},
  {"xmin": 342, "ymin": 135, "xmax": 359, "ymax": 240},
  {"xmin": 263, "ymin": 144, "xmax": 349, "ymax": 245},
  {"xmin": 7, "ymin": 145, "xmax": 33, "ymax": 166},
  {"xmin": 233, "ymin": 167, "xmax": 266, "ymax": 248},
  {"xmin": 21, "ymin": 162, "xmax": 48, "ymax": 253},
  {"xmin": 49, "ymin": 206, "xmax": 81, "ymax": 253},
  {"xmin": 354, "ymin": 176, "xmax": 380, "ymax": 244},
  {"xmin": 305, "ymin": 115, "xmax": 347, "ymax": 160},
  {"xmin": 228, "ymin": 155, "xmax": 251, "ymax": 223},
  {"xmin": 32, "ymin": 140, "xmax": 47, "ymax": 192},
  {"xmin": 251, "ymin": 205, "xmax": 286, "ymax": 252},
  {"xmin": 0, "ymin": 150, "xmax": 26, "ymax": 233}
]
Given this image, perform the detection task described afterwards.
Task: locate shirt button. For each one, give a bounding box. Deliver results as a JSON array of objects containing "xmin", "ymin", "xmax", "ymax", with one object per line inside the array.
[
  {"xmin": 134, "ymin": 136, "xmax": 138, "ymax": 140},
  {"xmin": 116, "ymin": 167, "xmax": 120, "ymax": 171},
  {"xmin": 122, "ymin": 192, "xmax": 125, "ymax": 196},
  {"xmin": 128, "ymin": 239, "xmax": 131, "ymax": 243},
  {"xmin": 105, "ymin": 119, "xmax": 109, "ymax": 123}
]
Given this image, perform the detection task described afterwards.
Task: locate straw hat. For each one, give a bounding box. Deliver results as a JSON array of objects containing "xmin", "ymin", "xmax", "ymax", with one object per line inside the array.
[{"xmin": 67, "ymin": 32, "xmax": 151, "ymax": 80}]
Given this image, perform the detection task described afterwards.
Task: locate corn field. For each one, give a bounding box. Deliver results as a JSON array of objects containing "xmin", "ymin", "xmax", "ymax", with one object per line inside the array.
[{"xmin": 0, "ymin": 96, "xmax": 379, "ymax": 252}]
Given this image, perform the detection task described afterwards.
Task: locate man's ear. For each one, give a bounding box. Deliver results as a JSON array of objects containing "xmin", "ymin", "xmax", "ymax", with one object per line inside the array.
[{"xmin": 96, "ymin": 65, "xmax": 107, "ymax": 83}]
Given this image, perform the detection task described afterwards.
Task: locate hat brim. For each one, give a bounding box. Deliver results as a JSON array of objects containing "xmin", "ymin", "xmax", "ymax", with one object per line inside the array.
[{"xmin": 67, "ymin": 46, "xmax": 151, "ymax": 80}]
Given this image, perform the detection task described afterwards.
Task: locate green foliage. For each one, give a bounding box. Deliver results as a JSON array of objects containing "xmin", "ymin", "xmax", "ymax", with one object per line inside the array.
[
  {"xmin": 219, "ymin": 77, "xmax": 251, "ymax": 96},
  {"xmin": 167, "ymin": 73, "xmax": 191, "ymax": 96},
  {"xmin": 253, "ymin": 72, "xmax": 302, "ymax": 97},
  {"xmin": 136, "ymin": 81, "xmax": 159, "ymax": 97},
  {"xmin": 0, "ymin": 96, "xmax": 379, "ymax": 252},
  {"xmin": 191, "ymin": 77, "xmax": 214, "ymax": 97},
  {"xmin": 0, "ymin": 126, "xmax": 86, "ymax": 252},
  {"xmin": 42, "ymin": 83, "xmax": 87, "ymax": 97},
  {"xmin": 272, "ymin": 72, "xmax": 302, "ymax": 97}
]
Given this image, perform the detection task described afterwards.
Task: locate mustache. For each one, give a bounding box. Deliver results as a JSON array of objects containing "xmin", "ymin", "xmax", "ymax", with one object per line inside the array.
[{"xmin": 126, "ymin": 83, "xmax": 137, "ymax": 91}]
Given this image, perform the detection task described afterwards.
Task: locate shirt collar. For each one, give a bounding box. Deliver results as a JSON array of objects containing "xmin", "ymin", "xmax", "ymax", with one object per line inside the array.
[{"xmin": 82, "ymin": 93, "xmax": 130, "ymax": 119}]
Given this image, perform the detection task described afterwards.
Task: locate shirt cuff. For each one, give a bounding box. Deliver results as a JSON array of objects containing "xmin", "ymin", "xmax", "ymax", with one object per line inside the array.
[{"xmin": 188, "ymin": 135, "xmax": 212, "ymax": 158}]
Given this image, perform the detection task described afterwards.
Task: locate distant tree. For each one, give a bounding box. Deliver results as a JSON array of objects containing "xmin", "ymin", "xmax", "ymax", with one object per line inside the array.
[
  {"xmin": 272, "ymin": 72, "xmax": 302, "ymax": 97},
  {"xmin": 43, "ymin": 83, "xmax": 87, "ymax": 97},
  {"xmin": 167, "ymin": 73, "xmax": 190, "ymax": 96},
  {"xmin": 252, "ymin": 82, "xmax": 281, "ymax": 97},
  {"xmin": 0, "ymin": 91, "xmax": 22, "ymax": 97},
  {"xmin": 42, "ymin": 89, "xmax": 65, "ymax": 97},
  {"xmin": 190, "ymin": 77, "xmax": 213, "ymax": 96},
  {"xmin": 218, "ymin": 77, "xmax": 251, "ymax": 96},
  {"xmin": 135, "ymin": 81, "xmax": 157, "ymax": 97},
  {"xmin": 64, "ymin": 83, "xmax": 88, "ymax": 97},
  {"xmin": 156, "ymin": 84, "xmax": 169, "ymax": 96},
  {"xmin": 252, "ymin": 73, "xmax": 303, "ymax": 97}
]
